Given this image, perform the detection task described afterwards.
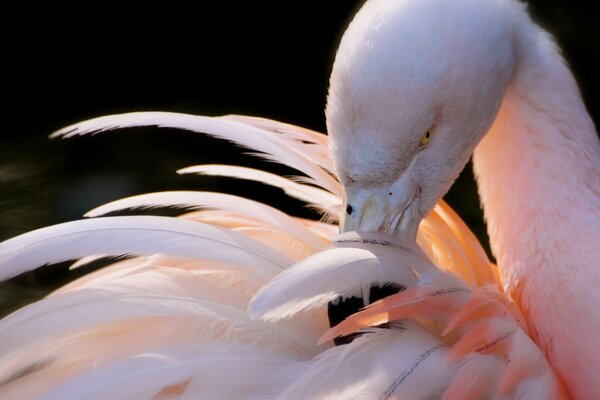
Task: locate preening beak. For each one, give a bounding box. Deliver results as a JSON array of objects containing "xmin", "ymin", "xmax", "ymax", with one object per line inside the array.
[{"xmin": 340, "ymin": 186, "xmax": 422, "ymax": 240}]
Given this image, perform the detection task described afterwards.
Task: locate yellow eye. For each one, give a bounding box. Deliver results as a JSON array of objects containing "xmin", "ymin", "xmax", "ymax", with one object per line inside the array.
[{"xmin": 419, "ymin": 128, "xmax": 433, "ymax": 147}]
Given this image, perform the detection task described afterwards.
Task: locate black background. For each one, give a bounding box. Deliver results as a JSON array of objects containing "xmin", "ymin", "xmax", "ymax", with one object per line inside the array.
[{"xmin": 1, "ymin": 2, "xmax": 599, "ymax": 314}]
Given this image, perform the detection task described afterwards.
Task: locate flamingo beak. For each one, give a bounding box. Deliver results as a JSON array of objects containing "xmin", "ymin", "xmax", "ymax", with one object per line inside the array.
[{"xmin": 340, "ymin": 185, "xmax": 422, "ymax": 241}]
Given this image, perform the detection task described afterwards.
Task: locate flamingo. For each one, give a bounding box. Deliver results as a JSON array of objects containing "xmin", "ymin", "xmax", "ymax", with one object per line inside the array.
[{"xmin": 0, "ymin": 0, "xmax": 597, "ymax": 398}]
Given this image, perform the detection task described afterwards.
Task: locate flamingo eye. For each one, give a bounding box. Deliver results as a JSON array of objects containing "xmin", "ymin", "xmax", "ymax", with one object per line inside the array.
[{"xmin": 419, "ymin": 128, "xmax": 433, "ymax": 147}]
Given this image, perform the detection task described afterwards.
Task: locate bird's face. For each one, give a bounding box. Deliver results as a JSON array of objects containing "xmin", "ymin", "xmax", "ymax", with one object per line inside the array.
[{"xmin": 326, "ymin": 0, "xmax": 516, "ymax": 239}]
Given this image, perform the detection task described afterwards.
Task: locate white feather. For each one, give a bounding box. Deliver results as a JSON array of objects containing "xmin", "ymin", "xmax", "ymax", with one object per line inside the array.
[
  {"xmin": 0, "ymin": 285, "xmax": 317, "ymax": 360},
  {"xmin": 0, "ymin": 311, "xmax": 317, "ymax": 398},
  {"xmin": 295, "ymin": 219, "xmax": 339, "ymax": 240},
  {"xmin": 219, "ymin": 115, "xmax": 334, "ymax": 171},
  {"xmin": 176, "ymin": 211, "xmax": 318, "ymax": 261},
  {"xmin": 60, "ymin": 266, "xmax": 253, "ymax": 309},
  {"xmin": 84, "ymin": 191, "xmax": 327, "ymax": 250},
  {"xmin": 250, "ymin": 231, "xmax": 448, "ymax": 322},
  {"xmin": 57, "ymin": 258, "xmax": 154, "ymax": 293},
  {"xmin": 68, "ymin": 254, "xmax": 111, "ymax": 270},
  {"xmin": 220, "ymin": 115, "xmax": 328, "ymax": 146},
  {"xmin": 279, "ymin": 325, "xmax": 453, "ymax": 399},
  {"xmin": 249, "ymin": 246, "xmax": 419, "ymax": 322},
  {"xmin": 0, "ymin": 290, "xmax": 243, "ymax": 355},
  {"xmin": 51, "ymin": 112, "xmax": 341, "ymax": 195},
  {"xmin": 0, "ymin": 216, "xmax": 292, "ymax": 282},
  {"xmin": 40, "ymin": 343, "xmax": 301, "ymax": 400},
  {"xmin": 177, "ymin": 164, "xmax": 340, "ymax": 216}
]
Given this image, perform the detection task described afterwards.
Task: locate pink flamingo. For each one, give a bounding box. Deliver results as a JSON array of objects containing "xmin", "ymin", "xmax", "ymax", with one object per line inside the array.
[
  {"xmin": 0, "ymin": 0, "xmax": 597, "ymax": 398},
  {"xmin": 325, "ymin": 0, "xmax": 600, "ymax": 397}
]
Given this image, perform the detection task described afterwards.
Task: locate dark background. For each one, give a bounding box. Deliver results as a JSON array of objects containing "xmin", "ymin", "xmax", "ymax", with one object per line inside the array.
[{"xmin": 1, "ymin": 2, "xmax": 599, "ymax": 315}]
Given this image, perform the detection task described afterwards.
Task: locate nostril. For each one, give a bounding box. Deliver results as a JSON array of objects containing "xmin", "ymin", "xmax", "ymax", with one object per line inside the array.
[{"xmin": 346, "ymin": 204, "xmax": 354, "ymax": 215}]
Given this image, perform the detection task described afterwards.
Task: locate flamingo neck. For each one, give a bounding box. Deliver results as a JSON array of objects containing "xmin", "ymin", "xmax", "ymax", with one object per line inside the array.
[{"xmin": 472, "ymin": 19, "xmax": 600, "ymax": 397}]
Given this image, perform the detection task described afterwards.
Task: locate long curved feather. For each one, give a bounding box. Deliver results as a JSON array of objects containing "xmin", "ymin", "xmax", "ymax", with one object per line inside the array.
[
  {"xmin": 177, "ymin": 164, "xmax": 340, "ymax": 216},
  {"xmin": 84, "ymin": 191, "xmax": 327, "ymax": 250},
  {"xmin": 219, "ymin": 114, "xmax": 334, "ymax": 171},
  {"xmin": 249, "ymin": 232, "xmax": 440, "ymax": 322},
  {"xmin": 0, "ymin": 290, "xmax": 251, "ymax": 356},
  {"xmin": 40, "ymin": 343, "xmax": 299, "ymax": 400},
  {"xmin": 279, "ymin": 326, "xmax": 453, "ymax": 400},
  {"xmin": 220, "ymin": 115, "xmax": 329, "ymax": 146},
  {"xmin": 0, "ymin": 216, "xmax": 292, "ymax": 281},
  {"xmin": 51, "ymin": 112, "xmax": 341, "ymax": 195}
]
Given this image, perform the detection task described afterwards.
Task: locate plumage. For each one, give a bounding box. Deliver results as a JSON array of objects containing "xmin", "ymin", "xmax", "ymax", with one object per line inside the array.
[
  {"xmin": 0, "ymin": 110, "xmax": 564, "ymax": 397},
  {"xmin": 177, "ymin": 164, "xmax": 340, "ymax": 216},
  {"xmin": 84, "ymin": 191, "xmax": 327, "ymax": 250},
  {"xmin": 0, "ymin": 216, "xmax": 292, "ymax": 281},
  {"xmin": 1, "ymin": 0, "xmax": 596, "ymax": 398},
  {"xmin": 39, "ymin": 344, "xmax": 298, "ymax": 400},
  {"xmin": 52, "ymin": 112, "xmax": 341, "ymax": 195},
  {"xmin": 277, "ymin": 327, "xmax": 453, "ymax": 400},
  {"xmin": 250, "ymin": 241, "xmax": 420, "ymax": 322}
]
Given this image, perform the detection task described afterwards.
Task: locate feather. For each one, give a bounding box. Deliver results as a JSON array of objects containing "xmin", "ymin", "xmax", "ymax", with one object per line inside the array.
[
  {"xmin": 69, "ymin": 254, "xmax": 112, "ymax": 270},
  {"xmin": 218, "ymin": 115, "xmax": 334, "ymax": 171},
  {"xmin": 179, "ymin": 209, "xmax": 269, "ymax": 229},
  {"xmin": 177, "ymin": 164, "xmax": 340, "ymax": 216},
  {"xmin": 178, "ymin": 210, "xmax": 322, "ymax": 261},
  {"xmin": 39, "ymin": 343, "xmax": 300, "ymax": 400},
  {"xmin": 319, "ymin": 279, "xmax": 471, "ymax": 344},
  {"xmin": 294, "ymin": 218, "xmax": 338, "ymax": 240},
  {"xmin": 56, "ymin": 257, "xmax": 154, "ymax": 293},
  {"xmin": 0, "ymin": 289, "xmax": 250, "ymax": 355},
  {"xmin": 511, "ymin": 373, "xmax": 564, "ymax": 400},
  {"xmin": 280, "ymin": 326, "xmax": 453, "ymax": 400},
  {"xmin": 220, "ymin": 115, "xmax": 329, "ymax": 146},
  {"xmin": 232, "ymin": 226, "xmax": 318, "ymax": 262},
  {"xmin": 442, "ymin": 354, "xmax": 503, "ymax": 400},
  {"xmin": 443, "ymin": 293, "xmax": 510, "ymax": 335},
  {"xmin": 56, "ymin": 257, "xmax": 265, "ymax": 312},
  {"xmin": 58, "ymin": 265, "xmax": 253, "ymax": 309},
  {"xmin": 51, "ymin": 112, "xmax": 341, "ymax": 195},
  {"xmin": 447, "ymin": 319, "xmax": 516, "ymax": 362},
  {"xmin": 434, "ymin": 202, "xmax": 493, "ymax": 281},
  {"xmin": 0, "ymin": 216, "xmax": 292, "ymax": 282},
  {"xmin": 84, "ymin": 191, "xmax": 328, "ymax": 250},
  {"xmin": 250, "ymin": 231, "xmax": 461, "ymax": 323},
  {"xmin": 249, "ymin": 246, "xmax": 420, "ymax": 322},
  {"xmin": 0, "ymin": 318, "xmax": 309, "ymax": 400},
  {"xmin": 0, "ymin": 283, "xmax": 319, "ymax": 361},
  {"xmin": 499, "ymin": 330, "xmax": 546, "ymax": 394},
  {"xmin": 420, "ymin": 203, "xmax": 499, "ymax": 289}
]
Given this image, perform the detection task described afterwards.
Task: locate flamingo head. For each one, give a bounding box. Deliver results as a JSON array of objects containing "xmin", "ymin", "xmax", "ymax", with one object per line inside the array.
[{"xmin": 326, "ymin": 0, "xmax": 517, "ymax": 239}]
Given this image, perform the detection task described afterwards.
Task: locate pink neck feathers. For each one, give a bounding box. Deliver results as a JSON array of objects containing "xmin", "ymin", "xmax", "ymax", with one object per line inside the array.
[{"xmin": 472, "ymin": 23, "xmax": 600, "ymax": 398}]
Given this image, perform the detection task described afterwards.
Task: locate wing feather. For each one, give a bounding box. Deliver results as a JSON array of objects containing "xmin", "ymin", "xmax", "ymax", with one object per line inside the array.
[
  {"xmin": 84, "ymin": 191, "xmax": 327, "ymax": 250},
  {"xmin": 51, "ymin": 112, "xmax": 341, "ymax": 195},
  {"xmin": 177, "ymin": 164, "xmax": 340, "ymax": 216},
  {"xmin": 40, "ymin": 343, "xmax": 298, "ymax": 400},
  {"xmin": 442, "ymin": 354, "xmax": 503, "ymax": 400},
  {"xmin": 0, "ymin": 216, "xmax": 292, "ymax": 281},
  {"xmin": 220, "ymin": 115, "xmax": 329, "ymax": 146},
  {"xmin": 280, "ymin": 326, "xmax": 453, "ymax": 400},
  {"xmin": 219, "ymin": 114, "xmax": 333, "ymax": 171},
  {"xmin": 249, "ymin": 246, "xmax": 421, "ymax": 322}
]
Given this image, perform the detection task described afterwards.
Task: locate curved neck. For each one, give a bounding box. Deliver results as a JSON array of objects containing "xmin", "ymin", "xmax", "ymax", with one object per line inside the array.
[
  {"xmin": 473, "ymin": 23, "xmax": 600, "ymax": 287},
  {"xmin": 472, "ymin": 18, "xmax": 600, "ymax": 397}
]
